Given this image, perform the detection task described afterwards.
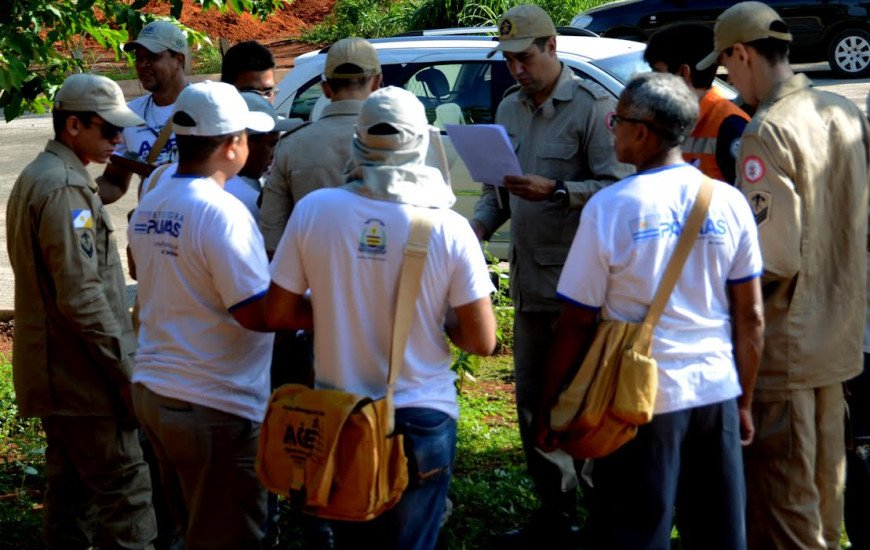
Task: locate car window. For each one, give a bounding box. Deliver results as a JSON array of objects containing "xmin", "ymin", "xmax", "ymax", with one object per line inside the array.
[
  {"xmin": 399, "ymin": 62, "xmax": 497, "ymax": 130},
  {"xmin": 288, "ymin": 75, "xmax": 323, "ymax": 121},
  {"xmin": 589, "ymin": 51, "xmax": 651, "ymax": 84}
]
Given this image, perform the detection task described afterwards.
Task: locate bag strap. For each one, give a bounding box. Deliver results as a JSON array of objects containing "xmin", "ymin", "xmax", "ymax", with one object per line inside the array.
[
  {"xmin": 386, "ymin": 210, "xmax": 435, "ymax": 435},
  {"xmin": 138, "ymin": 163, "xmax": 172, "ymax": 201},
  {"xmin": 145, "ymin": 120, "xmax": 174, "ymax": 165},
  {"xmin": 637, "ymin": 177, "xmax": 714, "ymax": 342}
]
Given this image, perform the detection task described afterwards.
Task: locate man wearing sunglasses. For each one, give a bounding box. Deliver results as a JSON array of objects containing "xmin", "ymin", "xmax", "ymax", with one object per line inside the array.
[
  {"xmin": 98, "ymin": 20, "xmax": 189, "ymax": 205},
  {"xmin": 6, "ymin": 73, "xmax": 157, "ymax": 549}
]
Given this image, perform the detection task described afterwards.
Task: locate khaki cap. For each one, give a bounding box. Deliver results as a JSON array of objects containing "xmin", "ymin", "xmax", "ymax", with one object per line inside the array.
[
  {"xmin": 54, "ymin": 74, "xmax": 145, "ymax": 127},
  {"xmin": 697, "ymin": 1, "xmax": 792, "ymax": 70},
  {"xmin": 487, "ymin": 4, "xmax": 556, "ymax": 58},
  {"xmin": 324, "ymin": 37, "xmax": 381, "ymax": 79},
  {"xmin": 123, "ymin": 20, "xmax": 189, "ymax": 58}
]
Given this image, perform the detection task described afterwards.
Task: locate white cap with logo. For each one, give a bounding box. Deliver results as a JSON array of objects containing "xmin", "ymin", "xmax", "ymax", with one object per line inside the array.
[{"xmin": 173, "ymin": 81, "xmax": 274, "ymax": 137}]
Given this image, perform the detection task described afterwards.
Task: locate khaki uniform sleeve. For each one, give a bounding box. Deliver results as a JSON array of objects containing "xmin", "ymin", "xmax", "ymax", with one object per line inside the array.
[
  {"xmin": 38, "ymin": 186, "xmax": 132, "ymax": 388},
  {"xmin": 259, "ymin": 141, "xmax": 296, "ymax": 254},
  {"xmin": 737, "ymin": 133, "xmax": 801, "ymax": 281},
  {"xmin": 472, "ymin": 183, "xmax": 511, "ymax": 240},
  {"xmin": 566, "ymin": 93, "xmax": 632, "ymax": 209}
]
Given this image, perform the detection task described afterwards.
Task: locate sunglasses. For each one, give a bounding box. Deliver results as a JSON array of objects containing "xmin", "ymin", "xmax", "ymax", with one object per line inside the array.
[
  {"xmin": 239, "ymin": 86, "xmax": 275, "ymax": 99},
  {"xmin": 89, "ymin": 118, "xmax": 123, "ymax": 140}
]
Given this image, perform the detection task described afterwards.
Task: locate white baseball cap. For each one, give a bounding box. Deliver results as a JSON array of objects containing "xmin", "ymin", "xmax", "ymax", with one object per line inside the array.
[
  {"xmin": 173, "ymin": 81, "xmax": 274, "ymax": 136},
  {"xmin": 240, "ymin": 91, "xmax": 303, "ymax": 133}
]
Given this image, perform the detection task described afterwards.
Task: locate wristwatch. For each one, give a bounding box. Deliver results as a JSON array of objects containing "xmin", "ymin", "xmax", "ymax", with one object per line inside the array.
[{"xmin": 552, "ymin": 180, "xmax": 568, "ymax": 205}]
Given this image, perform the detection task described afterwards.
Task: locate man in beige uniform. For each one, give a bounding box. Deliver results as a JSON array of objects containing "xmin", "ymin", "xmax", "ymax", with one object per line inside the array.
[
  {"xmin": 259, "ymin": 37, "xmax": 383, "ymax": 255},
  {"xmin": 6, "ymin": 74, "xmax": 157, "ymax": 549},
  {"xmin": 699, "ymin": 3, "xmax": 870, "ymax": 549},
  {"xmin": 470, "ymin": 5, "xmax": 631, "ymax": 545}
]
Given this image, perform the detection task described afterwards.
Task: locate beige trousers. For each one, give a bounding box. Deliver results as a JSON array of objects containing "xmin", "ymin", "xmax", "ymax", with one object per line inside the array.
[{"xmin": 745, "ymin": 383, "xmax": 846, "ymax": 550}]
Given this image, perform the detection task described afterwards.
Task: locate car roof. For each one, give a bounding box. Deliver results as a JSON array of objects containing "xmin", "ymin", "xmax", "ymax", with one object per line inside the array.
[{"xmin": 292, "ymin": 34, "xmax": 646, "ymax": 68}]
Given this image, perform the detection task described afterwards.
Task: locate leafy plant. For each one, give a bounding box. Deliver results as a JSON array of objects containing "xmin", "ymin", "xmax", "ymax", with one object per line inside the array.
[
  {"xmin": 193, "ymin": 42, "xmax": 224, "ymax": 75},
  {"xmin": 0, "ymin": 0, "xmax": 287, "ymax": 122}
]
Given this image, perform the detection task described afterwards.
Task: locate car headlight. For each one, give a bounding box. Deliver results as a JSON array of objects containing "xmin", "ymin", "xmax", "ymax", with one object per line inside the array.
[{"xmin": 571, "ymin": 14, "xmax": 593, "ymax": 29}]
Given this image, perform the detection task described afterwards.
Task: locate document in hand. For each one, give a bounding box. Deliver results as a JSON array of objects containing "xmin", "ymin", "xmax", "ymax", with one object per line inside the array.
[{"xmin": 445, "ymin": 124, "xmax": 523, "ymax": 187}]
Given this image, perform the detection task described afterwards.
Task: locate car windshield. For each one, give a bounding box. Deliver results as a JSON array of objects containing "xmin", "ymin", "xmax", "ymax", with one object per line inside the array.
[{"xmin": 589, "ymin": 50, "xmax": 651, "ymax": 84}]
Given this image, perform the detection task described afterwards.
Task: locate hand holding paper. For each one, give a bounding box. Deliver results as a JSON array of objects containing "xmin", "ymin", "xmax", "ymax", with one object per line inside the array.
[{"xmin": 445, "ymin": 124, "xmax": 523, "ymax": 187}]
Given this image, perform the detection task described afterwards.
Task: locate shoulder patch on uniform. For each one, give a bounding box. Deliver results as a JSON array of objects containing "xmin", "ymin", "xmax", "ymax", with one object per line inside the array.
[
  {"xmin": 576, "ymin": 78, "xmax": 609, "ymax": 100},
  {"xmin": 72, "ymin": 209, "xmax": 94, "ymax": 229},
  {"xmin": 746, "ymin": 190, "xmax": 771, "ymax": 227},
  {"xmin": 730, "ymin": 138, "xmax": 741, "ymax": 160},
  {"xmin": 742, "ymin": 156, "xmax": 765, "ymax": 183},
  {"xmin": 78, "ymin": 229, "xmax": 95, "ymax": 258},
  {"xmin": 502, "ymin": 83, "xmax": 521, "ymax": 100}
]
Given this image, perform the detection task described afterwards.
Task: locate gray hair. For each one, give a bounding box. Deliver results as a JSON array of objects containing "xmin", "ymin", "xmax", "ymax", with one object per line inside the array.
[{"xmin": 621, "ymin": 72, "xmax": 699, "ymax": 146}]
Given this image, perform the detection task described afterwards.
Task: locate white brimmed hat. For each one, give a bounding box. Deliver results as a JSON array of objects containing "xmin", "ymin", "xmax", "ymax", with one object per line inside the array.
[
  {"xmin": 240, "ymin": 91, "xmax": 303, "ymax": 133},
  {"xmin": 124, "ymin": 20, "xmax": 190, "ymax": 58},
  {"xmin": 173, "ymin": 81, "xmax": 274, "ymax": 136},
  {"xmin": 54, "ymin": 74, "xmax": 145, "ymax": 127}
]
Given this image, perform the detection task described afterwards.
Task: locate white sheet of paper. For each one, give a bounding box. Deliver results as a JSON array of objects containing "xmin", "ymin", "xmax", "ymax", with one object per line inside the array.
[{"xmin": 445, "ymin": 123, "xmax": 522, "ymax": 187}]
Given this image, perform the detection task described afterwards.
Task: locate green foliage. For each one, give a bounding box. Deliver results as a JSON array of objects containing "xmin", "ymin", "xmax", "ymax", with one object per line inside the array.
[
  {"xmin": 485, "ymin": 246, "xmax": 514, "ymax": 354},
  {"xmin": 193, "ymin": 42, "xmax": 225, "ymax": 75},
  {"xmin": 0, "ymin": 0, "xmax": 287, "ymax": 122},
  {"xmin": 302, "ymin": 0, "xmax": 614, "ymax": 43}
]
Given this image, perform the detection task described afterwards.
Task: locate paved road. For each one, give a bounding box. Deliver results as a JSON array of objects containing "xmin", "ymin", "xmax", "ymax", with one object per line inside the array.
[{"xmin": 0, "ymin": 65, "xmax": 868, "ymax": 310}]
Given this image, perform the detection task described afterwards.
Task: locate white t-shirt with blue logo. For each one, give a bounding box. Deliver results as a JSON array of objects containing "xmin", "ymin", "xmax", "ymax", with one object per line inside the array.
[
  {"xmin": 116, "ymin": 94, "xmax": 178, "ymax": 164},
  {"xmin": 128, "ymin": 172, "xmax": 273, "ymax": 422},
  {"xmin": 557, "ymin": 163, "xmax": 763, "ymax": 415},
  {"xmin": 270, "ymin": 188, "xmax": 495, "ymax": 419}
]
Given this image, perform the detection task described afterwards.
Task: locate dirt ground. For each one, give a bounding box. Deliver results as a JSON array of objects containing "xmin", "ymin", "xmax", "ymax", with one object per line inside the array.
[{"xmin": 0, "ymin": 321, "xmax": 11, "ymax": 357}]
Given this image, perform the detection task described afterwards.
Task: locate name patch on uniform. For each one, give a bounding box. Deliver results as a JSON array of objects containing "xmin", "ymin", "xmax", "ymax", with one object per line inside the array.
[
  {"xmin": 358, "ymin": 218, "xmax": 387, "ymax": 258},
  {"xmin": 742, "ymin": 156, "xmax": 765, "ymax": 183},
  {"xmin": 72, "ymin": 209, "xmax": 93, "ymax": 229},
  {"xmin": 746, "ymin": 190, "xmax": 771, "ymax": 227}
]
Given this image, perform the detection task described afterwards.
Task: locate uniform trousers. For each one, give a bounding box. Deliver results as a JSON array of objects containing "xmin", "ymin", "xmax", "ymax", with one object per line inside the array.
[
  {"xmin": 513, "ymin": 310, "xmax": 580, "ymax": 510},
  {"xmin": 42, "ymin": 415, "xmax": 157, "ymax": 550},
  {"xmin": 132, "ymin": 383, "xmax": 266, "ymax": 550},
  {"xmin": 745, "ymin": 383, "xmax": 846, "ymax": 550}
]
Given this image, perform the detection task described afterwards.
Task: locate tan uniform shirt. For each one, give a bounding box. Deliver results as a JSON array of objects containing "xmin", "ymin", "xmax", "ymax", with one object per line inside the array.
[
  {"xmin": 259, "ymin": 99, "xmax": 363, "ymax": 253},
  {"xmin": 472, "ymin": 65, "xmax": 632, "ymax": 312},
  {"xmin": 737, "ymin": 74, "xmax": 870, "ymax": 390},
  {"xmin": 6, "ymin": 140, "xmax": 135, "ymax": 417}
]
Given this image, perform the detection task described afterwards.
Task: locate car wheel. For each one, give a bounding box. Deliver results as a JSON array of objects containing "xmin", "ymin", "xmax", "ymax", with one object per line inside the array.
[{"xmin": 828, "ymin": 28, "xmax": 870, "ymax": 77}]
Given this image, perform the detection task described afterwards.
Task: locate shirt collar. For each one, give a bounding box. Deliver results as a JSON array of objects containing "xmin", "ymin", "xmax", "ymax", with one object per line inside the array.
[
  {"xmin": 45, "ymin": 140, "xmax": 97, "ymax": 193},
  {"xmin": 760, "ymin": 73, "xmax": 812, "ymax": 109},
  {"xmin": 319, "ymin": 99, "xmax": 364, "ymax": 119},
  {"xmin": 519, "ymin": 64, "xmax": 575, "ymax": 118}
]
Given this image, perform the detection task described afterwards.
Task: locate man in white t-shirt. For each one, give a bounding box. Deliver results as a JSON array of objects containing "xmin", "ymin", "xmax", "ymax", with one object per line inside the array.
[
  {"xmin": 266, "ymin": 86, "xmax": 497, "ymax": 550},
  {"xmin": 128, "ymin": 81, "xmax": 276, "ymax": 550},
  {"xmin": 536, "ymin": 73, "xmax": 764, "ymax": 550},
  {"xmin": 98, "ymin": 20, "xmax": 188, "ymax": 205}
]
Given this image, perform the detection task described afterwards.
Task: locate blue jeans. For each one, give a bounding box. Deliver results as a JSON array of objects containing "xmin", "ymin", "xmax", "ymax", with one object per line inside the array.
[
  {"xmin": 331, "ymin": 407, "xmax": 457, "ymax": 550},
  {"xmin": 588, "ymin": 399, "xmax": 747, "ymax": 550}
]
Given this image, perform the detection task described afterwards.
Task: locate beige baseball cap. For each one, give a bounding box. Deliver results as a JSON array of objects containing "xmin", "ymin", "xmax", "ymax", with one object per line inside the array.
[
  {"xmin": 487, "ymin": 4, "xmax": 556, "ymax": 58},
  {"xmin": 324, "ymin": 37, "xmax": 381, "ymax": 79},
  {"xmin": 696, "ymin": 1, "xmax": 792, "ymax": 70},
  {"xmin": 240, "ymin": 91, "xmax": 304, "ymax": 133},
  {"xmin": 54, "ymin": 74, "xmax": 145, "ymax": 127},
  {"xmin": 123, "ymin": 20, "xmax": 190, "ymax": 58}
]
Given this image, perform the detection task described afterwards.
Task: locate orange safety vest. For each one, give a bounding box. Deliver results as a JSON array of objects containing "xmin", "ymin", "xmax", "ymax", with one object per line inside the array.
[{"xmin": 683, "ymin": 87, "xmax": 750, "ymax": 182}]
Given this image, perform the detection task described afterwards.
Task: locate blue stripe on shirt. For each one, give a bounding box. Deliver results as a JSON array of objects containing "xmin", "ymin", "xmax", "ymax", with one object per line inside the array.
[
  {"xmin": 227, "ymin": 289, "xmax": 267, "ymax": 313},
  {"xmin": 727, "ymin": 270, "xmax": 763, "ymax": 285},
  {"xmin": 555, "ymin": 292, "xmax": 602, "ymax": 311}
]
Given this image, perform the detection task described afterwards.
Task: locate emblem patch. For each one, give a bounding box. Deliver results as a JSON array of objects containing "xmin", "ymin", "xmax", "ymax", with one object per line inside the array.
[
  {"xmin": 743, "ymin": 156, "xmax": 765, "ymax": 183},
  {"xmin": 79, "ymin": 229, "xmax": 95, "ymax": 258},
  {"xmin": 72, "ymin": 209, "xmax": 94, "ymax": 229},
  {"xmin": 499, "ymin": 19, "xmax": 513, "ymax": 37},
  {"xmin": 730, "ymin": 138, "xmax": 741, "ymax": 160},
  {"xmin": 358, "ymin": 219, "xmax": 387, "ymax": 256},
  {"xmin": 605, "ymin": 110, "xmax": 616, "ymax": 131},
  {"xmin": 746, "ymin": 190, "xmax": 771, "ymax": 227}
]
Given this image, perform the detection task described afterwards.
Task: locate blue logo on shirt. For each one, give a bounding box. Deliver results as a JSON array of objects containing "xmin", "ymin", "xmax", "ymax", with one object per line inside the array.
[
  {"xmin": 629, "ymin": 214, "xmax": 729, "ymax": 242},
  {"xmin": 133, "ymin": 210, "xmax": 184, "ymax": 238}
]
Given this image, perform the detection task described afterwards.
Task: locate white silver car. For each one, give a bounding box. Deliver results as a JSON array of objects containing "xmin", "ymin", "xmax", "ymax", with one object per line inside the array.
[{"xmin": 273, "ymin": 30, "xmax": 653, "ymax": 259}]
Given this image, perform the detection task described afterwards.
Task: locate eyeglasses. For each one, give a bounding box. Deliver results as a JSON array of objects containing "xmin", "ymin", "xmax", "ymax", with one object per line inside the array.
[
  {"xmin": 239, "ymin": 86, "xmax": 275, "ymax": 99},
  {"xmin": 608, "ymin": 112, "xmax": 655, "ymax": 129},
  {"xmin": 89, "ymin": 118, "xmax": 123, "ymax": 140}
]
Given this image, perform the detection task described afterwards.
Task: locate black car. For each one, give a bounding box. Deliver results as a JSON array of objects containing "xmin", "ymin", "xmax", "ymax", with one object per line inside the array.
[{"xmin": 571, "ymin": 0, "xmax": 870, "ymax": 77}]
